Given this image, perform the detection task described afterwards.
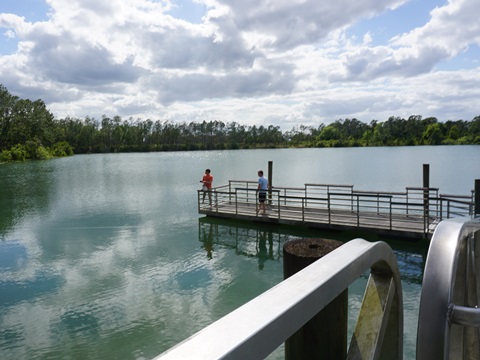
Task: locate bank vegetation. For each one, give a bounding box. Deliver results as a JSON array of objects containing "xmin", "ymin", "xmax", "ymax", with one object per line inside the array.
[{"xmin": 1, "ymin": 84, "xmax": 479, "ymax": 162}]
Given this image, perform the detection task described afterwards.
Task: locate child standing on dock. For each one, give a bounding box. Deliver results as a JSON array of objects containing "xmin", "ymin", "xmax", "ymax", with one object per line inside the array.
[
  {"xmin": 200, "ymin": 169, "xmax": 213, "ymax": 205},
  {"xmin": 257, "ymin": 170, "xmax": 269, "ymax": 214}
]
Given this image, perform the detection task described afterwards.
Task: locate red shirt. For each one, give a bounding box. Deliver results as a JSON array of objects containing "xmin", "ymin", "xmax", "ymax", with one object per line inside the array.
[{"xmin": 203, "ymin": 174, "xmax": 213, "ymax": 189}]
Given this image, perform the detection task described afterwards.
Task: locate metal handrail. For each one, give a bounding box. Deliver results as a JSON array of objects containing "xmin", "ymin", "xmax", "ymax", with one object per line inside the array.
[
  {"xmin": 155, "ymin": 239, "xmax": 403, "ymax": 359},
  {"xmin": 199, "ymin": 183, "xmax": 475, "ymax": 236},
  {"xmin": 416, "ymin": 217, "xmax": 480, "ymax": 360}
]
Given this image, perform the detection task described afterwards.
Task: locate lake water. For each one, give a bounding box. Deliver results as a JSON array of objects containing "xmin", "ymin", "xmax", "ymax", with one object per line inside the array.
[{"xmin": 1, "ymin": 146, "xmax": 479, "ymax": 359}]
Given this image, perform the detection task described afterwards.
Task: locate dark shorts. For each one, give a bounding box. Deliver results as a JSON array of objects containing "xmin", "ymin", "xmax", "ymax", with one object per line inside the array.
[{"xmin": 258, "ymin": 192, "xmax": 266, "ymax": 203}]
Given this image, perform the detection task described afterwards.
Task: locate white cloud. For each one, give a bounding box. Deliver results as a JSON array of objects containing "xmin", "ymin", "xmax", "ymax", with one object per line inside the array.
[{"xmin": 0, "ymin": 0, "xmax": 478, "ymax": 127}]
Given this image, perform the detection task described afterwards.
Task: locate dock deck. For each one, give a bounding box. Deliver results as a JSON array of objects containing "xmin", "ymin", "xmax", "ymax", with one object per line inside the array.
[{"xmin": 198, "ymin": 180, "xmax": 474, "ymax": 240}]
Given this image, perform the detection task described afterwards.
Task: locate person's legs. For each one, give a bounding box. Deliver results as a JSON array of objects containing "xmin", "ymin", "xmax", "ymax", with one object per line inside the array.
[{"xmin": 259, "ymin": 192, "xmax": 266, "ymax": 213}]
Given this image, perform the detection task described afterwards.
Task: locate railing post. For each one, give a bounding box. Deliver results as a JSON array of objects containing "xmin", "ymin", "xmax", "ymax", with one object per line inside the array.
[
  {"xmin": 197, "ymin": 190, "xmax": 201, "ymax": 212},
  {"xmin": 235, "ymin": 188, "xmax": 238, "ymax": 215},
  {"xmin": 356, "ymin": 195, "xmax": 360, "ymax": 227},
  {"xmin": 283, "ymin": 238, "xmax": 346, "ymax": 360},
  {"xmin": 305, "ymin": 184, "xmax": 308, "ymax": 207},
  {"xmin": 475, "ymin": 179, "xmax": 480, "ymax": 217},
  {"xmin": 277, "ymin": 191, "xmax": 281, "ymax": 220},
  {"xmin": 390, "ymin": 200, "xmax": 393, "ymax": 230},
  {"xmin": 328, "ymin": 193, "xmax": 331, "ymax": 224},
  {"xmin": 302, "ymin": 198, "xmax": 305, "ymax": 222},
  {"xmin": 268, "ymin": 161, "xmax": 273, "ymax": 205},
  {"xmin": 351, "ymin": 186, "xmax": 354, "ymax": 211},
  {"xmin": 439, "ymin": 198, "xmax": 443, "ymax": 220},
  {"xmin": 423, "ymin": 164, "xmax": 430, "ymax": 235},
  {"xmin": 406, "ymin": 188, "xmax": 409, "ymax": 216}
]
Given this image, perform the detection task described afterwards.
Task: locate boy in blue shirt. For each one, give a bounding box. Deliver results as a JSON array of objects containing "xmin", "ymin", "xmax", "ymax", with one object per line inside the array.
[{"xmin": 257, "ymin": 170, "xmax": 269, "ymax": 214}]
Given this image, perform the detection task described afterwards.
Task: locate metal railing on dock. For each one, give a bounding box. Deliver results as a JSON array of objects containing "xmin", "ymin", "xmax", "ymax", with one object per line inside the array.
[{"xmin": 198, "ymin": 181, "xmax": 475, "ymax": 238}]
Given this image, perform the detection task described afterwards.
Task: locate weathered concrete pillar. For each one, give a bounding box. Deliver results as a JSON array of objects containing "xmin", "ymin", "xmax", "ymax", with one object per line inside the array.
[{"xmin": 283, "ymin": 238, "xmax": 347, "ymax": 360}]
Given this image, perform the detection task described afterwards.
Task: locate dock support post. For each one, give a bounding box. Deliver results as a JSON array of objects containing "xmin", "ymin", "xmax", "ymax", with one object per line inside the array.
[
  {"xmin": 268, "ymin": 161, "xmax": 273, "ymax": 204},
  {"xmin": 283, "ymin": 238, "xmax": 346, "ymax": 360},
  {"xmin": 475, "ymin": 179, "xmax": 480, "ymax": 217},
  {"xmin": 423, "ymin": 164, "xmax": 430, "ymax": 234}
]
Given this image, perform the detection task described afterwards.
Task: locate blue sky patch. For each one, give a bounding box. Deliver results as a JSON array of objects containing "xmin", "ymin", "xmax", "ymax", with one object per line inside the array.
[{"xmin": 167, "ymin": 0, "xmax": 207, "ymax": 24}]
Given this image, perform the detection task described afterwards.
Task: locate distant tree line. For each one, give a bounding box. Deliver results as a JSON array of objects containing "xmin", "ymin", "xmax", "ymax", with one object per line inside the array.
[{"xmin": 1, "ymin": 84, "xmax": 479, "ymax": 162}]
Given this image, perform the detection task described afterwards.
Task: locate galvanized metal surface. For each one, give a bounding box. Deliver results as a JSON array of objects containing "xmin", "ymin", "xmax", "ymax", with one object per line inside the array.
[
  {"xmin": 155, "ymin": 239, "xmax": 403, "ymax": 360},
  {"xmin": 416, "ymin": 217, "xmax": 480, "ymax": 360},
  {"xmin": 449, "ymin": 305, "xmax": 480, "ymax": 326}
]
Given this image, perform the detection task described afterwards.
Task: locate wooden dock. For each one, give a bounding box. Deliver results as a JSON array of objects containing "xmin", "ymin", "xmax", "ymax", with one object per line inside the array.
[{"xmin": 198, "ymin": 181, "xmax": 475, "ymax": 240}]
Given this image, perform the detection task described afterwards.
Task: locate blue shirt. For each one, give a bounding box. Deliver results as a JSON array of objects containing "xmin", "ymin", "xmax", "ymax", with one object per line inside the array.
[{"xmin": 258, "ymin": 176, "xmax": 268, "ymax": 191}]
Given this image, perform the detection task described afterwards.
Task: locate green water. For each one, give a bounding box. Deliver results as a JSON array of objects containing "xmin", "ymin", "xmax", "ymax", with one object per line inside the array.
[{"xmin": 1, "ymin": 146, "xmax": 479, "ymax": 359}]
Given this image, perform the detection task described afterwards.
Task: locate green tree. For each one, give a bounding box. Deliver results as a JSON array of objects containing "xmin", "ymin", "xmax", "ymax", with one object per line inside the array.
[
  {"xmin": 0, "ymin": 84, "xmax": 19, "ymax": 150},
  {"xmin": 422, "ymin": 123, "xmax": 443, "ymax": 145}
]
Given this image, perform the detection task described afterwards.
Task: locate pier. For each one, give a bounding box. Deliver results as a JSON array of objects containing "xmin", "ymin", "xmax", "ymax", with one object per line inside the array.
[{"xmin": 198, "ymin": 180, "xmax": 475, "ymax": 240}]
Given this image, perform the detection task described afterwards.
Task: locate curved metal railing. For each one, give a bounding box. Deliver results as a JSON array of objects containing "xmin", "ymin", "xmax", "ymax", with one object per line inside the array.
[
  {"xmin": 416, "ymin": 217, "xmax": 480, "ymax": 360},
  {"xmin": 155, "ymin": 239, "xmax": 403, "ymax": 359}
]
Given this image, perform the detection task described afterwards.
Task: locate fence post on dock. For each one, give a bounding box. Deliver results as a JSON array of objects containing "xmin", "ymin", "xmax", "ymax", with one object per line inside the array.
[
  {"xmin": 475, "ymin": 179, "xmax": 480, "ymax": 217},
  {"xmin": 283, "ymin": 238, "xmax": 347, "ymax": 360},
  {"xmin": 423, "ymin": 164, "xmax": 430, "ymax": 233},
  {"xmin": 268, "ymin": 161, "xmax": 273, "ymax": 204}
]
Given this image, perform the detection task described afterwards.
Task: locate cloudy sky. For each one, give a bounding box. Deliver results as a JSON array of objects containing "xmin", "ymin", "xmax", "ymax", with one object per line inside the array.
[{"xmin": 0, "ymin": 0, "xmax": 479, "ymax": 129}]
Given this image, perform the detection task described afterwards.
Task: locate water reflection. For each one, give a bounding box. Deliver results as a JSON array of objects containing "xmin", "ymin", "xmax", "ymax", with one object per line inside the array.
[
  {"xmin": 200, "ymin": 222, "xmax": 214, "ymax": 259},
  {"xmin": 0, "ymin": 241, "xmax": 64, "ymax": 308},
  {"xmin": 199, "ymin": 221, "xmax": 275, "ymax": 269},
  {"xmin": 0, "ymin": 271, "xmax": 63, "ymax": 307},
  {"xmin": 0, "ymin": 241, "xmax": 27, "ymax": 271},
  {"xmin": 198, "ymin": 217, "xmax": 427, "ymax": 283},
  {"xmin": 35, "ymin": 211, "xmax": 143, "ymax": 261},
  {"xmin": 0, "ymin": 161, "xmax": 54, "ymax": 236},
  {"xmin": 58, "ymin": 308, "xmax": 100, "ymax": 338},
  {"xmin": 257, "ymin": 231, "xmax": 274, "ymax": 270},
  {"xmin": 198, "ymin": 218, "xmax": 291, "ymax": 271}
]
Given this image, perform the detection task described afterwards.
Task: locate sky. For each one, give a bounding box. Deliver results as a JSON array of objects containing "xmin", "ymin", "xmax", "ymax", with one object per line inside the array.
[{"xmin": 0, "ymin": 0, "xmax": 479, "ymax": 129}]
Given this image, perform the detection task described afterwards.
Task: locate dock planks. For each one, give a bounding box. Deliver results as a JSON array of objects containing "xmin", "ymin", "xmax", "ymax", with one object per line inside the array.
[{"xmin": 199, "ymin": 199, "xmax": 434, "ymax": 240}]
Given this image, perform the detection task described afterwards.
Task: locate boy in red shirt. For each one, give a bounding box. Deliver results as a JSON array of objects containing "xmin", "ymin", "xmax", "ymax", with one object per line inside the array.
[{"xmin": 200, "ymin": 169, "xmax": 213, "ymax": 205}]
